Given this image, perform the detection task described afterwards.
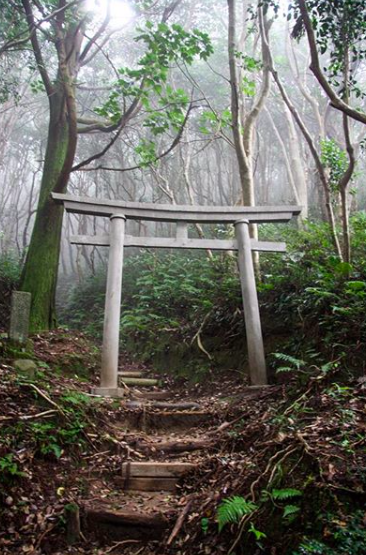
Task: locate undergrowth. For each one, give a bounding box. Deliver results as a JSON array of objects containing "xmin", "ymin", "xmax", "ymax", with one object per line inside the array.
[
  {"xmin": 0, "ymin": 251, "xmax": 21, "ymax": 331},
  {"xmin": 61, "ymin": 214, "xmax": 366, "ymax": 378}
]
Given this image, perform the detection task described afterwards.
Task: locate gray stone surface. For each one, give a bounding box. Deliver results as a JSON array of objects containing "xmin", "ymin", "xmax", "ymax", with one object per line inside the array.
[
  {"xmin": 14, "ymin": 359, "xmax": 37, "ymax": 378},
  {"xmin": 9, "ymin": 291, "xmax": 31, "ymax": 345}
]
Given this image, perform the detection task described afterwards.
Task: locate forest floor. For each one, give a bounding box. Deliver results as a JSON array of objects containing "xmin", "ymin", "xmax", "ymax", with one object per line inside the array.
[{"xmin": 0, "ymin": 330, "xmax": 365, "ymax": 555}]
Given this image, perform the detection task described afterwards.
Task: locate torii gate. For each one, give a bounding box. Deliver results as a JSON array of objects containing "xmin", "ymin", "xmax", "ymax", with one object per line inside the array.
[{"xmin": 53, "ymin": 193, "xmax": 301, "ymax": 396}]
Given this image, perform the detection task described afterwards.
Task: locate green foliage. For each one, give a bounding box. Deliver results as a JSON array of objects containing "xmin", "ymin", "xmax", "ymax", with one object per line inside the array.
[
  {"xmin": 283, "ymin": 505, "xmax": 301, "ymax": 519},
  {"xmin": 320, "ymin": 139, "xmax": 348, "ymax": 193},
  {"xmin": 4, "ymin": 380, "xmax": 99, "ymax": 460},
  {"xmin": 271, "ymin": 488, "xmax": 303, "ymax": 501},
  {"xmin": 198, "ymin": 108, "xmax": 232, "ymax": 135},
  {"xmin": 201, "ymin": 517, "xmax": 209, "ymax": 534},
  {"xmin": 0, "ymin": 454, "xmax": 27, "ymax": 482},
  {"xmin": 289, "ymin": 0, "xmax": 366, "ymax": 94},
  {"xmin": 217, "ymin": 496, "xmax": 257, "ymax": 532},
  {"xmin": 59, "ymin": 270, "xmax": 106, "ymax": 336},
  {"xmin": 293, "ymin": 511, "xmax": 366, "ymax": 555},
  {"xmin": 63, "ymin": 214, "xmax": 366, "ymax": 377},
  {"xmin": 248, "ymin": 522, "xmax": 267, "ymax": 541},
  {"xmin": 0, "ymin": 251, "xmax": 21, "ymax": 283},
  {"xmin": 0, "ymin": 250, "xmax": 21, "ymax": 330},
  {"xmin": 94, "ymin": 20, "xmax": 213, "ymax": 164},
  {"xmin": 272, "ymin": 353, "xmax": 307, "ymax": 373}
]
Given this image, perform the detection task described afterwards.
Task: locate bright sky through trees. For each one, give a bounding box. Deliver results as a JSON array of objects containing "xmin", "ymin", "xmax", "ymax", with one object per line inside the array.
[{"xmin": 86, "ymin": 0, "xmax": 135, "ymax": 25}]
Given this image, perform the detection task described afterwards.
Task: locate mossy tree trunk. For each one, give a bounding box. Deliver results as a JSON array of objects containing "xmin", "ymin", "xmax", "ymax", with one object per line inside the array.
[
  {"xmin": 20, "ymin": 90, "xmax": 69, "ymax": 330},
  {"xmin": 19, "ymin": 0, "xmax": 82, "ymax": 331}
]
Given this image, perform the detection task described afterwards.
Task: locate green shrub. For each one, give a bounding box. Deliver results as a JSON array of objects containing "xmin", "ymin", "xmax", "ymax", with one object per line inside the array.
[
  {"xmin": 293, "ymin": 511, "xmax": 366, "ymax": 555},
  {"xmin": 0, "ymin": 251, "xmax": 21, "ymax": 331}
]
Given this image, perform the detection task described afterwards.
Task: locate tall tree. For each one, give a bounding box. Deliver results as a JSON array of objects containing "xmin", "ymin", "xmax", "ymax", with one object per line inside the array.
[{"xmin": 1, "ymin": 0, "xmax": 212, "ymax": 330}]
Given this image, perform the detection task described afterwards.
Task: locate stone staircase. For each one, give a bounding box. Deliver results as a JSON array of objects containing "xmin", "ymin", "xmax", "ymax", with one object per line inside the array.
[{"xmin": 83, "ymin": 366, "xmax": 217, "ymax": 547}]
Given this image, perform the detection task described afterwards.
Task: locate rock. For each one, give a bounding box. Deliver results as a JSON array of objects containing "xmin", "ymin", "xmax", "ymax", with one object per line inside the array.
[{"xmin": 13, "ymin": 359, "xmax": 37, "ymax": 378}]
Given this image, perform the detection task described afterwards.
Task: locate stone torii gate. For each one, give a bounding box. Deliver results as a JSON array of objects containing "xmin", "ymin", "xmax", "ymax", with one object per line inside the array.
[{"xmin": 53, "ymin": 193, "xmax": 301, "ymax": 396}]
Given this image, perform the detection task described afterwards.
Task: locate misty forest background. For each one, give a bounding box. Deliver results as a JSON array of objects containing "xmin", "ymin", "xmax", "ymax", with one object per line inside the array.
[
  {"xmin": 1, "ymin": 0, "xmax": 366, "ymax": 379},
  {"xmin": 1, "ymin": 2, "xmax": 366, "ymax": 555}
]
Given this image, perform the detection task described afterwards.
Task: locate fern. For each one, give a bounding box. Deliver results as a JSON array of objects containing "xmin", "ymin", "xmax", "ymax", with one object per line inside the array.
[
  {"xmin": 217, "ymin": 496, "xmax": 257, "ymax": 532},
  {"xmin": 272, "ymin": 488, "xmax": 302, "ymax": 501},
  {"xmin": 273, "ymin": 352, "xmax": 306, "ymax": 373}
]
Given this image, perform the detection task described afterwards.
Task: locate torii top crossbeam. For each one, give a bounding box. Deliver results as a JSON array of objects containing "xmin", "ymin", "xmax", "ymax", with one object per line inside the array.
[
  {"xmin": 53, "ymin": 193, "xmax": 301, "ymax": 396},
  {"xmin": 53, "ymin": 193, "xmax": 301, "ymax": 223}
]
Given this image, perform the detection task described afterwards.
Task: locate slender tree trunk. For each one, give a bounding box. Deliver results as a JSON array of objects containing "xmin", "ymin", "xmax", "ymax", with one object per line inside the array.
[{"xmin": 283, "ymin": 106, "xmax": 308, "ymax": 219}]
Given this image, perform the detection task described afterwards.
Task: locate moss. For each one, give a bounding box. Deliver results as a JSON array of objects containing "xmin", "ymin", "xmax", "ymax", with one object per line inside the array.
[{"xmin": 20, "ymin": 90, "xmax": 70, "ymax": 332}]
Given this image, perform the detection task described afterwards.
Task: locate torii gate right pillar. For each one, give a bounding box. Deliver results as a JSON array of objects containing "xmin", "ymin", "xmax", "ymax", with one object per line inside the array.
[
  {"xmin": 94, "ymin": 214, "xmax": 126, "ymax": 397},
  {"xmin": 235, "ymin": 219, "xmax": 267, "ymax": 385}
]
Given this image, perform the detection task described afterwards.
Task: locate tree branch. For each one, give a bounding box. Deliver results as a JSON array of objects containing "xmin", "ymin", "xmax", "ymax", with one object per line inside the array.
[
  {"xmin": 297, "ymin": 0, "xmax": 366, "ymax": 125},
  {"xmin": 73, "ymin": 104, "xmax": 194, "ymax": 173},
  {"xmin": 21, "ymin": 0, "xmax": 53, "ymax": 96},
  {"xmin": 79, "ymin": 0, "xmax": 111, "ymax": 63}
]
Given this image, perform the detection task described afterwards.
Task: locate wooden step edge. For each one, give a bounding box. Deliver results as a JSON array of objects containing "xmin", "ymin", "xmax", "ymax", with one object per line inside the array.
[
  {"xmin": 85, "ymin": 507, "xmax": 170, "ymax": 528},
  {"xmin": 115, "ymin": 476, "xmax": 178, "ymax": 492},
  {"xmin": 136, "ymin": 438, "xmax": 215, "ymax": 454},
  {"xmin": 118, "ymin": 371, "xmax": 145, "ymax": 378},
  {"xmin": 120, "ymin": 377, "xmax": 159, "ymax": 386},
  {"xmin": 126, "ymin": 400, "xmax": 201, "ymax": 410},
  {"xmin": 121, "ymin": 461, "xmax": 196, "ymax": 478},
  {"xmin": 84, "ymin": 506, "xmax": 171, "ymax": 539},
  {"xmin": 132, "ymin": 390, "xmax": 172, "ymax": 400}
]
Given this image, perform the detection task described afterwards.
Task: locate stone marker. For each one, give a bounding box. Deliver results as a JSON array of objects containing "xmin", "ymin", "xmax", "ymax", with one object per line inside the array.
[
  {"xmin": 13, "ymin": 359, "xmax": 37, "ymax": 379},
  {"xmin": 9, "ymin": 291, "xmax": 31, "ymax": 345}
]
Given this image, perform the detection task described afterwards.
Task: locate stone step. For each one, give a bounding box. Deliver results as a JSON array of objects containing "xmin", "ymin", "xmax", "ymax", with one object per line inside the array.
[
  {"xmin": 119, "ymin": 377, "xmax": 159, "ymax": 387},
  {"xmin": 126, "ymin": 400, "xmax": 201, "ymax": 410},
  {"xmin": 84, "ymin": 506, "xmax": 170, "ymax": 541},
  {"xmin": 136, "ymin": 436, "xmax": 215, "ymax": 456},
  {"xmin": 122, "ymin": 410, "xmax": 213, "ymax": 432},
  {"xmin": 121, "ymin": 461, "xmax": 195, "ymax": 477},
  {"xmin": 116, "ymin": 476, "xmax": 178, "ymax": 492},
  {"xmin": 117, "ymin": 462, "xmax": 195, "ymax": 492},
  {"xmin": 132, "ymin": 390, "xmax": 172, "ymax": 401}
]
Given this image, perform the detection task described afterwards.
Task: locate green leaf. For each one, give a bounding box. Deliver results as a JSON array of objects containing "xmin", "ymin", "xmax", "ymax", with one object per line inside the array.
[
  {"xmin": 50, "ymin": 443, "xmax": 62, "ymax": 458},
  {"xmin": 345, "ymin": 281, "xmax": 366, "ymax": 291},
  {"xmin": 201, "ymin": 517, "xmax": 209, "ymax": 534},
  {"xmin": 248, "ymin": 522, "xmax": 267, "ymax": 540}
]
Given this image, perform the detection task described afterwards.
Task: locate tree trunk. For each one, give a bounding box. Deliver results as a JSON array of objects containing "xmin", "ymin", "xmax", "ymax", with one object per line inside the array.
[
  {"xmin": 20, "ymin": 91, "xmax": 69, "ymax": 330},
  {"xmin": 284, "ymin": 106, "xmax": 308, "ymax": 219}
]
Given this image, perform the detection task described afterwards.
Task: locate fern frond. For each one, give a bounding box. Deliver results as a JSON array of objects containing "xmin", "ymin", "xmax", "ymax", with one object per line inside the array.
[
  {"xmin": 283, "ymin": 504, "xmax": 301, "ymax": 518},
  {"xmin": 217, "ymin": 496, "xmax": 257, "ymax": 532},
  {"xmin": 272, "ymin": 352, "xmax": 306, "ymax": 369},
  {"xmin": 272, "ymin": 488, "xmax": 303, "ymax": 500}
]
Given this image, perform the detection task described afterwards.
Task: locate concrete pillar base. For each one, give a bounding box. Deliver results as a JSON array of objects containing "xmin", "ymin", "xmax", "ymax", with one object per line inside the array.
[{"xmin": 92, "ymin": 387, "xmax": 125, "ymax": 398}]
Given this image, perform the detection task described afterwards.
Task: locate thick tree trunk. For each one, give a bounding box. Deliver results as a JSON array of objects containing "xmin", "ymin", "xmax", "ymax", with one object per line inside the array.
[{"xmin": 20, "ymin": 91, "xmax": 69, "ymax": 330}]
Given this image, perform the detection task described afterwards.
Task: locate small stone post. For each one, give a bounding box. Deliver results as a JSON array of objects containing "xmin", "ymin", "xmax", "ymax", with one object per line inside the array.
[
  {"xmin": 234, "ymin": 219, "xmax": 267, "ymax": 386},
  {"xmin": 95, "ymin": 214, "xmax": 126, "ymax": 396},
  {"xmin": 9, "ymin": 291, "xmax": 31, "ymax": 345}
]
